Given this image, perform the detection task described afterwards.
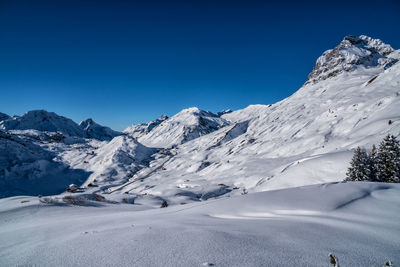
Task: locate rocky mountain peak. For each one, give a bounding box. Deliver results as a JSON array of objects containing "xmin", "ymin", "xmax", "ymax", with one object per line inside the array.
[
  {"xmin": 306, "ymin": 35, "xmax": 397, "ymax": 84},
  {"xmin": 80, "ymin": 118, "xmax": 95, "ymax": 126}
]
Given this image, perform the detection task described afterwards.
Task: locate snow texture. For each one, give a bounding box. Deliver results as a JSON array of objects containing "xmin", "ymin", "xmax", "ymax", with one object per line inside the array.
[{"xmin": 0, "ymin": 182, "xmax": 399, "ymax": 266}]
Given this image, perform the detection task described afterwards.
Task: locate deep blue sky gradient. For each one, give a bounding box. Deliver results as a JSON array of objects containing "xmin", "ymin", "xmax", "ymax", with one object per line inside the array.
[{"xmin": 0, "ymin": 0, "xmax": 399, "ymax": 130}]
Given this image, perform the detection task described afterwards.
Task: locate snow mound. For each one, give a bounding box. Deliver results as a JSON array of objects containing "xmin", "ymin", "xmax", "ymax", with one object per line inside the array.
[{"xmin": 78, "ymin": 135, "xmax": 156, "ymax": 186}]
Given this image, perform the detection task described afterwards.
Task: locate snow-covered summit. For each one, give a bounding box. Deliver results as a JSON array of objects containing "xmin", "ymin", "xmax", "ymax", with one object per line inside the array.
[
  {"xmin": 79, "ymin": 118, "xmax": 122, "ymax": 141},
  {"xmin": 0, "ymin": 110, "xmax": 85, "ymax": 137},
  {"xmin": 307, "ymin": 35, "xmax": 397, "ymax": 84},
  {"xmin": 137, "ymin": 107, "xmax": 229, "ymax": 148},
  {"xmin": 0, "ymin": 110, "xmax": 121, "ymax": 141},
  {"xmin": 123, "ymin": 115, "xmax": 169, "ymax": 138}
]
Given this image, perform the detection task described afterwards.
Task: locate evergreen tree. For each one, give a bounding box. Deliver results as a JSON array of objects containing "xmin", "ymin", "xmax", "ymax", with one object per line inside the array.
[
  {"xmin": 345, "ymin": 147, "xmax": 370, "ymax": 181},
  {"xmin": 369, "ymin": 144, "xmax": 379, "ymax": 181},
  {"xmin": 376, "ymin": 134, "xmax": 400, "ymax": 183}
]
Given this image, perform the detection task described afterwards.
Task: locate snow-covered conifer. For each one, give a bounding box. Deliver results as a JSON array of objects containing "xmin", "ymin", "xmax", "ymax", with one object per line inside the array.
[
  {"xmin": 376, "ymin": 134, "xmax": 400, "ymax": 183},
  {"xmin": 369, "ymin": 144, "xmax": 379, "ymax": 181},
  {"xmin": 345, "ymin": 147, "xmax": 370, "ymax": 181}
]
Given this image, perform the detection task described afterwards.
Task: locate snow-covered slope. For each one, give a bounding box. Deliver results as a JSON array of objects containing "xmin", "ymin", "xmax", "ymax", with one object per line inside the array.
[
  {"xmin": 1, "ymin": 182, "xmax": 399, "ymax": 266},
  {"xmin": 0, "ymin": 110, "xmax": 85, "ymax": 137},
  {"xmin": 59, "ymin": 135, "xmax": 156, "ymax": 188},
  {"xmin": 137, "ymin": 107, "xmax": 229, "ymax": 148},
  {"xmin": 79, "ymin": 118, "xmax": 122, "ymax": 141},
  {"xmin": 0, "ymin": 131, "xmax": 89, "ymax": 198}
]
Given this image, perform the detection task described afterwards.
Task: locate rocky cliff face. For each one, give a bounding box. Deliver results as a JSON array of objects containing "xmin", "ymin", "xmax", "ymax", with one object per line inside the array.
[{"xmin": 306, "ymin": 35, "xmax": 397, "ymax": 84}]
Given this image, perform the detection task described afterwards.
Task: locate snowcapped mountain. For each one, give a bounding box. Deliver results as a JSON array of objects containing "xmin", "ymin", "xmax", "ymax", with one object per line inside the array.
[
  {"xmin": 0, "ymin": 110, "xmax": 85, "ymax": 137},
  {"xmin": 306, "ymin": 35, "xmax": 397, "ymax": 84},
  {"xmin": 123, "ymin": 115, "xmax": 168, "ymax": 138},
  {"xmin": 102, "ymin": 35, "xmax": 400, "ymax": 202},
  {"xmin": 137, "ymin": 107, "xmax": 229, "ymax": 148},
  {"xmin": 0, "ymin": 110, "xmax": 122, "ymax": 141},
  {"xmin": 0, "ymin": 35, "xmax": 399, "ymax": 201},
  {"xmin": 79, "ymin": 118, "xmax": 122, "ymax": 141}
]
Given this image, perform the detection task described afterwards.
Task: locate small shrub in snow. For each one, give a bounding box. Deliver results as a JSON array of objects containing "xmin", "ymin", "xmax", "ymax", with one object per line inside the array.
[
  {"xmin": 93, "ymin": 193, "xmax": 106, "ymax": 202},
  {"xmin": 122, "ymin": 197, "xmax": 134, "ymax": 204},
  {"xmin": 328, "ymin": 253, "xmax": 394, "ymax": 266},
  {"xmin": 329, "ymin": 253, "xmax": 339, "ymax": 267},
  {"xmin": 160, "ymin": 200, "xmax": 168, "ymax": 208}
]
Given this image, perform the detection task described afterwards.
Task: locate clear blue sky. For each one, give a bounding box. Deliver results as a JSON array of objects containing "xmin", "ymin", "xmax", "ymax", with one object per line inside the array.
[{"xmin": 0, "ymin": 0, "xmax": 399, "ymax": 130}]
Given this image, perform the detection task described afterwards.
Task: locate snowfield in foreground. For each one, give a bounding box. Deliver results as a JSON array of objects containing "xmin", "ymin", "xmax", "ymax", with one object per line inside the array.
[{"xmin": 1, "ymin": 182, "xmax": 399, "ymax": 266}]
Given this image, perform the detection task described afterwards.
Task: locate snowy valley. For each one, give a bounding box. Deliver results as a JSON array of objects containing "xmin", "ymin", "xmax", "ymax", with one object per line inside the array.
[{"xmin": 1, "ymin": 35, "xmax": 400, "ymax": 266}]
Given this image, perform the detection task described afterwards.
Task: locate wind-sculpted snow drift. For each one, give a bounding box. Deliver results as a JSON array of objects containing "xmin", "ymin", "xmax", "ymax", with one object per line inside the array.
[
  {"xmin": 1, "ymin": 182, "xmax": 399, "ymax": 266},
  {"xmin": 0, "ymin": 35, "xmax": 399, "ymax": 202}
]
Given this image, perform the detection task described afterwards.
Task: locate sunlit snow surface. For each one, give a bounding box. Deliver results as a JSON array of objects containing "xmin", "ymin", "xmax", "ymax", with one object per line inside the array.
[{"xmin": 0, "ymin": 182, "xmax": 399, "ymax": 266}]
